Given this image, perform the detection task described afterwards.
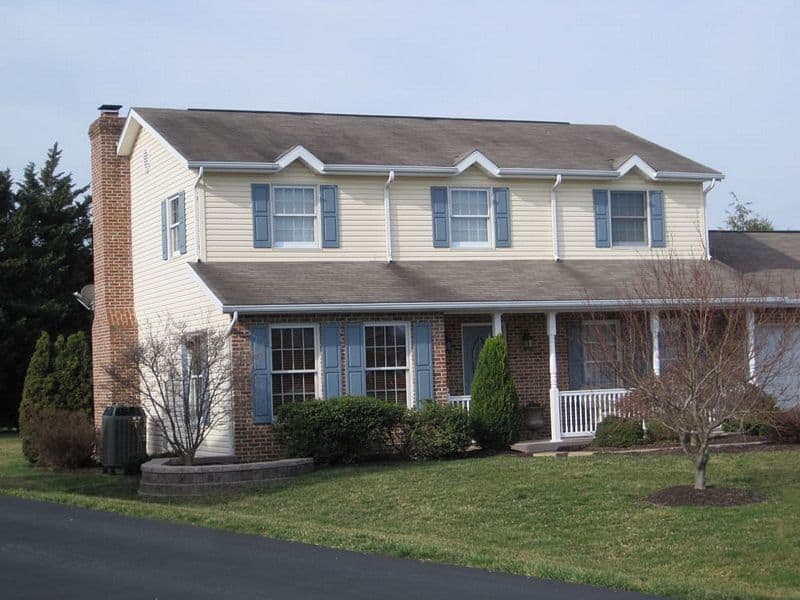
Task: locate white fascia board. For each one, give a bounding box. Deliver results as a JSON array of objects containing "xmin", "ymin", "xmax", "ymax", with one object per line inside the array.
[
  {"xmin": 116, "ymin": 109, "xmax": 189, "ymax": 167},
  {"xmin": 275, "ymin": 145, "xmax": 326, "ymax": 174},
  {"xmin": 616, "ymin": 154, "xmax": 658, "ymax": 180},
  {"xmin": 454, "ymin": 150, "xmax": 501, "ymax": 176},
  {"xmin": 185, "ymin": 264, "xmax": 224, "ymax": 311},
  {"xmin": 655, "ymin": 171, "xmax": 726, "ymax": 181},
  {"xmin": 220, "ymin": 296, "xmax": 800, "ymax": 314}
]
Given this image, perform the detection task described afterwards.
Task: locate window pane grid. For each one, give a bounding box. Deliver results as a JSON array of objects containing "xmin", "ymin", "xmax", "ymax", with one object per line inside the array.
[
  {"xmin": 365, "ymin": 325, "xmax": 408, "ymax": 405},
  {"xmin": 610, "ymin": 191, "xmax": 646, "ymax": 245},
  {"xmin": 582, "ymin": 322, "xmax": 619, "ymax": 388},
  {"xmin": 273, "ymin": 186, "xmax": 316, "ymax": 244},
  {"xmin": 271, "ymin": 326, "xmax": 316, "ymax": 409},
  {"xmin": 450, "ymin": 189, "xmax": 490, "ymax": 244}
]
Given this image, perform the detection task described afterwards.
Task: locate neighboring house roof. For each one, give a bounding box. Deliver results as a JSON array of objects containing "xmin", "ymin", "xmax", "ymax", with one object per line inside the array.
[
  {"xmin": 122, "ymin": 108, "xmax": 722, "ymax": 179},
  {"xmin": 710, "ymin": 230, "xmax": 800, "ymax": 295}
]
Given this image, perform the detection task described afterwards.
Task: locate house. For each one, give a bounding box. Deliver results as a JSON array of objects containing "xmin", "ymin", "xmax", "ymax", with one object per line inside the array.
[{"xmin": 88, "ymin": 105, "xmax": 800, "ymax": 460}]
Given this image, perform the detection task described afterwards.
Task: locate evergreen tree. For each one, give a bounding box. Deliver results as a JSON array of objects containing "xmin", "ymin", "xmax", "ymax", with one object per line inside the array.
[
  {"xmin": 0, "ymin": 145, "xmax": 92, "ymax": 426},
  {"xmin": 19, "ymin": 332, "xmax": 55, "ymax": 462},
  {"xmin": 469, "ymin": 335, "xmax": 522, "ymax": 449},
  {"xmin": 53, "ymin": 331, "xmax": 93, "ymax": 415}
]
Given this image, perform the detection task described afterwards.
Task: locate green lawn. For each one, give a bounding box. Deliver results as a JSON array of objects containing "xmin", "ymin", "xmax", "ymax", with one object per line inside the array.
[{"xmin": 1, "ymin": 433, "xmax": 798, "ymax": 600}]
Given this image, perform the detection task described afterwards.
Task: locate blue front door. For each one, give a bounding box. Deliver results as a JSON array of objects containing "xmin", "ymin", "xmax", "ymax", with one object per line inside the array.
[{"xmin": 463, "ymin": 324, "xmax": 493, "ymax": 395}]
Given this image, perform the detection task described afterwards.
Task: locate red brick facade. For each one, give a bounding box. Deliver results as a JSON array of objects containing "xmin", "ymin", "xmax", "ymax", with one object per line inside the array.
[
  {"xmin": 89, "ymin": 109, "xmax": 138, "ymax": 430},
  {"xmin": 229, "ymin": 312, "xmax": 447, "ymax": 462}
]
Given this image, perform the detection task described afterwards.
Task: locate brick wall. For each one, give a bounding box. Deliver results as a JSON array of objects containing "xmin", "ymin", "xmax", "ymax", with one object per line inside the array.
[
  {"xmin": 89, "ymin": 109, "xmax": 138, "ymax": 430},
  {"xmin": 229, "ymin": 312, "xmax": 448, "ymax": 462}
]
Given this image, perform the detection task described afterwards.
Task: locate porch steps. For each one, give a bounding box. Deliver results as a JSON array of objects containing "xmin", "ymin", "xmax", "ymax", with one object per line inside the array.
[{"xmin": 512, "ymin": 437, "xmax": 593, "ymax": 454}]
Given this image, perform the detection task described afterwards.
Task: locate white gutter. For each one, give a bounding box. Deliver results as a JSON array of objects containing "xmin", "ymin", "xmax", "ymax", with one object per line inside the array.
[
  {"xmin": 192, "ymin": 167, "xmax": 205, "ymax": 261},
  {"xmin": 383, "ymin": 170, "xmax": 395, "ymax": 263},
  {"xmin": 224, "ymin": 311, "xmax": 239, "ymax": 337},
  {"xmin": 702, "ymin": 178, "xmax": 718, "ymax": 260},
  {"xmin": 550, "ymin": 174, "xmax": 563, "ymax": 261},
  {"xmin": 218, "ymin": 296, "xmax": 800, "ymax": 315},
  {"xmin": 184, "ymin": 160, "xmax": 723, "ymax": 182}
]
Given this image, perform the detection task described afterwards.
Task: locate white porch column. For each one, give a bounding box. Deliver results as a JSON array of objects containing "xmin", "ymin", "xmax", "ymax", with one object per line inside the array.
[
  {"xmin": 746, "ymin": 309, "xmax": 757, "ymax": 381},
  {"xmin": 492, "ymin": 312, "xmax": 503, "ymax": 336},
  {"xmin": 650, "ymin": 311, "xmax": 661, "ymax": 376},
  {"xmin": 547, "ymin": 311, "xmax": 562, "ymax": 442}
]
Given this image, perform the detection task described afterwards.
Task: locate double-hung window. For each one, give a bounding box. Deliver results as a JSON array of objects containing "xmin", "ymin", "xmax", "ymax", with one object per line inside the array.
[
  {"xmin": 610, "ymin": 191, "xmax": 647, "ymax": 246},
  {"xmin": 364, "ymin": 324, "xmax": 409, "ymax": 406},
  {"xmin": 582, "ymin": 320, "xmax": 620, "ymax": 388},
  {"xmin": 450, "ymin": 189, "xmax": 491, "ymax": 247},
  {"xmin": 168, "ymin": 194, "xmax": 183, "ymax": 257},
  {"xmin": 273, "ymin": 186, "xmax": 317, "ymax": 248},
  {"xmin": 182, "ymin": 332, "xmax": 208, "ymax": 418},
  {"xmin": 270, "ymin": 326, "xmax": 319, "ymax": 409}
]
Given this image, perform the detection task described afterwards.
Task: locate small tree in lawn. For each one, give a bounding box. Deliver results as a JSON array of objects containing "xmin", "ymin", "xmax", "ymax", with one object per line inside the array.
[
  {"xmin": 470, "ymin": 335, "xmax": 522, "ymax": 449},
  {"xmin": 590, "ymin": 256, "xmax": 799, "ymax": 490},
  {"xmin": 106, "ymin": 320, "xmax": 232, "ymax": 465},
  {"xmin": 53, "ymin": 331, "xmax": 93, "ymax": 416}
]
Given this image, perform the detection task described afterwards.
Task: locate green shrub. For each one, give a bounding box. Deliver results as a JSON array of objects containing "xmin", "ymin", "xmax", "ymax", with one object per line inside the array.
[
  {"xmin": 276, "ymin": 396, "xmax": 407, "ymax": 464},
  {"xmin": 19, "ymin": 332, "xmax": 56, "ymax": 462},
  {"xmin": 644, "ymin": 419, "xmax": 678, "ymax": 443},
  {"xmin": 469, "ymin": 335, "xmax": 522, "ymax": 449},
  {"xmin": 53, "ymin": 331, "xmax": 93, "ymax": 416},
  {"xmin": 27, "ymin": 408, "xmax": 95, "ymax": 469},
  {"xmin": 407, "ymin": 401, "xmax": 472, "ymax": 461},
  {"xmin": 593, "ymin": 416, "xmax": 644, "ymax": 448}
]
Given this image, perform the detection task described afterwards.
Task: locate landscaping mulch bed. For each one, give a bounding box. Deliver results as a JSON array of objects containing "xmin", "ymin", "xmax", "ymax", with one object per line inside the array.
[{"xmin": 646, "ymin": 485, "xmax": 765, "ymax": 507}]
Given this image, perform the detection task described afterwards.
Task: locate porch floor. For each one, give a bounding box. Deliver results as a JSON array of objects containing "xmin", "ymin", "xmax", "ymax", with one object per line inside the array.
[{"xmin": 512, "ymin": 437, "xmax": 593, "ymax": 454}]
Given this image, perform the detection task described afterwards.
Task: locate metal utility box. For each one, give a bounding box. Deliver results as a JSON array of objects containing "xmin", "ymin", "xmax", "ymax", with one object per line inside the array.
[{"xmin": 101, "ymin": 406, "xmax": 145, "ymax": 472}]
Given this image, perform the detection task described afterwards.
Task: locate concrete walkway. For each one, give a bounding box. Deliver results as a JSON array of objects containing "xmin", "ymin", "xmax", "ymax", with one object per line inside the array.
[{"xmin": 0, "ymin": 496, "xmax": 662, "ymax": 599}]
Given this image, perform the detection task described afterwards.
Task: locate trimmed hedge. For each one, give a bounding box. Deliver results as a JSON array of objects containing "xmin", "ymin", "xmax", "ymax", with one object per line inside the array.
[
  {"xmin": 407, "ymin": 401, "xmax": 472, "ymax": 461},
  {"xmin": 469, "ymin": 335, "xmax": 522, "ymax": 449},
  {"xmin": 593, "ymin": 416, "xmax": 644, "ymax": 448},
  {"xmin": 276, "ymin": 396, "xmax": 407, "ymax": 464}
]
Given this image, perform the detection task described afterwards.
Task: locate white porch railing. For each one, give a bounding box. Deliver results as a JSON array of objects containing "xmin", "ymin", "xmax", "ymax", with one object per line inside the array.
[
  {"xmin": 559, "ymin": 388, "xmax": 629, "ymax": 437},
  {"xmin": 448, "ymin": 395, "xmax": 471, "ymax": 411}
]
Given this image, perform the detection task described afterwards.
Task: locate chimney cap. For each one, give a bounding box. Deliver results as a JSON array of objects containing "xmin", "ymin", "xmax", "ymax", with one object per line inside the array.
[{"xmin": 98, "ymin": 104, "xmax": 123, "ymax": 113}]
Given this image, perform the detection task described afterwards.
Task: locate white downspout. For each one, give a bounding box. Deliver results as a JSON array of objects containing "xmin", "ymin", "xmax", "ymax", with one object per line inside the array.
[
  {"xmin": 192, "ymin": 166, "xmax": 205, "ymax": 261},
  {"xmin": 551, "ymin": 174, "xmax": 563, "ymax": 261},
  {"xmin": 225, "ymin": 311, "xmax": 239, "ymax": 337},
  {"xmin": 702, "ymin": 178, "xmax": 717, "ymax": 261},
  {"xmin": 384, "ymin": 170, "xmax": 396, "ymax": 263}
]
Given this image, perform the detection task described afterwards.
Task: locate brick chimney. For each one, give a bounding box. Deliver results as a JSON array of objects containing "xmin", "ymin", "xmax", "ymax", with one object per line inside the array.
[{"xmin": 89, "ymin": 105, "xmax": 138, "ymax": 430}]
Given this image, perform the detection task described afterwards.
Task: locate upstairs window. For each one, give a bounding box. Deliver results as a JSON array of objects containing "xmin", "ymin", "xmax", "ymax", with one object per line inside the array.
[
  {"xmin": 168, "ymin": 195, "xmax": 183, "ymax": 257},
  {"xmin": 161, "ymin": 192, "xmax": 186, "ymax": 260},
  {"xmin": 610, "ymin": 191, "xmax": 647, "ymax": 246},
  {"xmin": 450, "ymin": 189, "xmax": 491, "ymax": 247},
  {"xmin": 273, "ymin": 186, "xmax": 317, "ymax": 248}
]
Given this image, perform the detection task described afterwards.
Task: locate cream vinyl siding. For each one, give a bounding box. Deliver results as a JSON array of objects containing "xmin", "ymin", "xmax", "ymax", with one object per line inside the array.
[
  {"xmin": 557, "ymin": 172, "xmax": 707, "ymax": 259},
  {"xmin": 204, "ymin": 164, "xmax": 386, "ymax": 261},
  {"xmin": 129, "ymin": 127, "xmax": 232, "ymax": 457}
]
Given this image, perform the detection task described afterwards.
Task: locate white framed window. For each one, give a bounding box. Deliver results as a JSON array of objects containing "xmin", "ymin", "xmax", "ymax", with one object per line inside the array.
[
  {"xmin": 273, "ymin": 186, "xmax": 318, "ymax": 248},
  {"xmin": 168, "ymin": 194, "xmax": 183, "ymax": 257},
  {"xmin": 270, "ymin": 325, "xmax": 321, "ymax": 410},
  {"xmin": 364, "ymin": 323, "xmax": 412, "ymax": 407},
  {"xmin": 182, "ymin": 332, "xmax": 208, "ymax": 416},
  {"xmin": 582, "ymin": 320, "xmax": 620, "ymax": 388},
  {"xmin": 450, "ymin": 188, "xmax": 492, "ymax": 248},
  {"xmin": 609, "ymin": 191, "xmax": 648, "ymax": 247}
]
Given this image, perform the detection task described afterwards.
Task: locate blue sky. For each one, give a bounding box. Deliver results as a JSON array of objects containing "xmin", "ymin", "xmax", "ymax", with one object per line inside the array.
[{"xmin": 1, "ymin": 0, "xmax": 797, "ymax": 228}]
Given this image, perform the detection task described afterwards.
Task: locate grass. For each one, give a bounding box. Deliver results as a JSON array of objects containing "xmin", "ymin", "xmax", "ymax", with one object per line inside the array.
[{"xmin": 1, "ymin": 433, "xmax": 798, "ymax": 600}]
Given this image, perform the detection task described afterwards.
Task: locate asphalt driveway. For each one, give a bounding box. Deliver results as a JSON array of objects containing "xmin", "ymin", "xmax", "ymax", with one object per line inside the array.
[{"xmin": 0, "ymin": 496, "xmax": 660, "ymax": 599}]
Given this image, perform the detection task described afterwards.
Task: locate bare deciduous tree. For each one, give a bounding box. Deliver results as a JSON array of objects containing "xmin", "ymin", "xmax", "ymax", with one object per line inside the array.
[
  {"xmin": 107, "ymin": 320, "xmax": 231, "ymax": 465},
  {"xmin": 588, "ymin": 256, "xmax": 799, "ymax": 489}
]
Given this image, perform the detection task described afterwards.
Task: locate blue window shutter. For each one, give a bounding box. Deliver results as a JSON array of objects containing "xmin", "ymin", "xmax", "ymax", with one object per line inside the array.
[
  {"xmin": 250, "ymin": 326, "xmax": 273, "ymax": 424},
  {"xmin": 251, "ymin": 184, "xmax": 271, "ymax": 248},
  {"xmin": 345, "ymin": 323, "xmax": 365, "ymax": 396},
  {"xmin": 321, "ymin": 323, "xmax": 342, "ymax": 399},
  {"xmin": 413, "ymin": 322, "xmax": 434, "ymax": 408},
  {"xmin": 493, "ymin": 187, "xmax": 511, "ymax": 247},
  {"xmin": 567, "ymin": 321, "xmax": 585, "ymax": 389},
  {"xmin": 593, "ymin": 190, "xmax": 610, "ymax": 248},
  {"xmin": 320, "ymin": 185, "xmax": 340, "ymax": 248},
  {"xmin": 430, "ymin": 187, "xmax": 449, "ymax": 248},
  {"xmin": 176, "ymin": 192, "xmax": 187, "ymax": 255},
  {"xmin": 160, "ymin": 200, "xmax": 168, "ymax": 260},
  {"xmin": 649, "ymin": 190, "xmax": 666, "ymax": 248}
]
